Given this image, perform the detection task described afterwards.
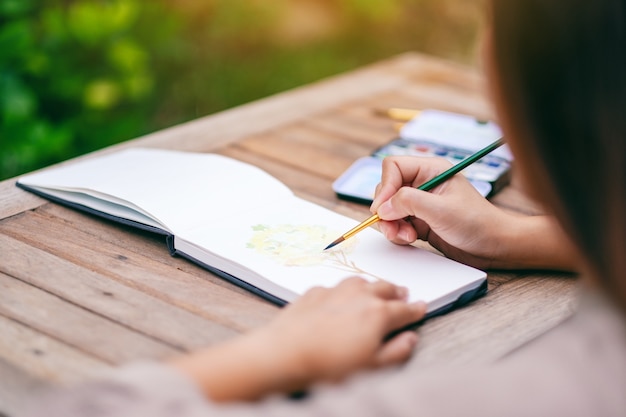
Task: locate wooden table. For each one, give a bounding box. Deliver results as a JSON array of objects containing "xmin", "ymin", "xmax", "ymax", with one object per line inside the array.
[{"xmin": 0, "ymin": 53, "xmax": 578, "ymax": 415}]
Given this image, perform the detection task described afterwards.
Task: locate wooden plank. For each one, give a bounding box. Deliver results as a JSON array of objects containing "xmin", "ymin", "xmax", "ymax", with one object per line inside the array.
[
  {"xmin": 410, "ymin": 273, "xmax": 578, "ymax": 368},
  {"xmin": 234, "ymin": 125, "xmax": 368, "ymax": 180},
  {"xmin": 305, "ymin": 110, "xmax": 396, "ymax": 150},
  {"xmin": 0, "ymin": 314, "xmax": 109, "ymax": 383},
  {"xmin": 332, "ymin": 103, "xmax": 402, "ymax": 134},
  {"xmin": 0, "ymin": 272, "xmax": 179, "ymax": 363},
  {"xmin": 398, "ymin": 83, "xmax": 494, "ymax": 123},
  {"xmin": 380, "ymin": 51, "xmax": 484, "ymax": 88},
  {"xmin": 1, "ymin": 209, "xmax": 279, "ymax": 332},
  {"xmin": 36, "ymin": 203, "xmax": 265, "ymax": 299},
  {"xmin": 0, "ymin": 233, "xmax": 241, "ymax": 351},
  {"xmin": 0, "ymin": 179, "xmax": 46, "ymax": 222}
]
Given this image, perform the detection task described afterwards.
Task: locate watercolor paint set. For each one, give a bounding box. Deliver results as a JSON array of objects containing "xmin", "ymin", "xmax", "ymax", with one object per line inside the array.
[{"xmin": 333, "ymin": 110, "xmax": 513, "ymax": 204}]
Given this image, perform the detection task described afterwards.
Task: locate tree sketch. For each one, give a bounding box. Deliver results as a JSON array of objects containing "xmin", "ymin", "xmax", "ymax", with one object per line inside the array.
[{"xmin": 246, "ymin": 224, "xmax": 383, "ymax": 281}]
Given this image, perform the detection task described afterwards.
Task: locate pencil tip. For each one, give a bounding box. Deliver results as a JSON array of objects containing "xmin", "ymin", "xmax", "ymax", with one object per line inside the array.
[{"xmin": 323, "ymin": 237, "xmax": 344, "ymax": 251}]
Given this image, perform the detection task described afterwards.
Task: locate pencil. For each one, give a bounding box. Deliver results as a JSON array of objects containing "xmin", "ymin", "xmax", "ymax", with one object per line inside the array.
[{"xmin": 323, "ymin": 137, "xmax": 505, "ymax": 250}]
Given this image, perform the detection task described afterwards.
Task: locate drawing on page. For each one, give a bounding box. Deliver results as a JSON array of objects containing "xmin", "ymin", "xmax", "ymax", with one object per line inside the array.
[{"xmin": 246, "ymin": 224, "xmax": 383, "ymax": 280}]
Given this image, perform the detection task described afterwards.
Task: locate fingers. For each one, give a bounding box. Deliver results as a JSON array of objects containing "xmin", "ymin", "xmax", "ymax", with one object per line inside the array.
[
  {"xmin": 359, "ymin": 280, "xmax": 427, "ymax": 333},
  {"xmin": 370, "ymin": 158, "xmax": 406, "ymax": 213},
  {"xmin": 338, "ymin": 277, "xmax": 408, "ymax": 300},
  {"xmin": 382, "ymin": 299, "xmax": 427, "ymax": 332},
  {"xmin": 371, "ymin": 300, "xmax": 426, "ymax": 368},
  {"xmin": 371, "ymin": 156, "xmax": 452, "ymax": 213},
  {"xmin": 369, "ymin": 279, "xmax": 409, "ymax": 301},
  {"xmin": 378, "ymin": 219, "xmax": 418, "ymax": 244},
  {"xmin": 327, "ymin": 277, "xmax": 427, "ymax": 331},
  {"xmin": 377, "ymin": 186, "xmax": 444, "ymax": 223},
  {"xmin": 373, "ymin": 331, "xmax": 419, "ymax": 367}
]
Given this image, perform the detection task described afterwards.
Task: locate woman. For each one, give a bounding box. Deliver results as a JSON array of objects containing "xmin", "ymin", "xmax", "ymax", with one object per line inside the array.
[{"xmin": 28, "ymin": 0, "xmax": 625, "ymax": 415}]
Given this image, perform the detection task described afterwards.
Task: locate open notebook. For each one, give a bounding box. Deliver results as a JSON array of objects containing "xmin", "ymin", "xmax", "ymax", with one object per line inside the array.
[{"xmin": 16, "ymin": 148, "xmax": 487, "ymax": 317}]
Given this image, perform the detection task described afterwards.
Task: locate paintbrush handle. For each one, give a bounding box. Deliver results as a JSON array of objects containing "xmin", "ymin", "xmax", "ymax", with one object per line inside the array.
[
  {"xmin": 417, "ymin": 137, "xmax": 505, "ymax": 191},
  {"xmin": 341, "ymin": 213, "xmax": 380, "ymax": 241}
]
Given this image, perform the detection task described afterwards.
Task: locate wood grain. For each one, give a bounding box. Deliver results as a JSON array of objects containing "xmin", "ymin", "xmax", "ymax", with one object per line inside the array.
[
  {"xmin": 0, "ymin": 272, "xmax": 178, "ymax": 363},
  {"xmin": 1, "ymin": 210, "xmax": 279, "ymax": 333},
  {"xmin": 0, "ymin": 314, "xmax": 109, "ymax": 383},
  {"xmin": 0, "ymin": 180, "xmax": 46, "ymax": 221},
  {"xmin": 0, "ymin": 233, "xmax": 241, "ymax": 350},
  {"xmin": 410, "ymin": 273, "xmax": 579, "ymax": 367}
]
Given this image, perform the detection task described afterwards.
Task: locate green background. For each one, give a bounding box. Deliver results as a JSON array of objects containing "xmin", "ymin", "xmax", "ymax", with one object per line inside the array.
[{"xmin": 0, "ymin": 0, "xmax": 483, "ymax": 180}]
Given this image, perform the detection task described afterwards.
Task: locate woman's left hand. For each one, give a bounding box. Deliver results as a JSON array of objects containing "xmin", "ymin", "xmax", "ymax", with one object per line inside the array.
[{"xmin": 171, "ymin": 277, "xmax": 426, "ymax": 402}]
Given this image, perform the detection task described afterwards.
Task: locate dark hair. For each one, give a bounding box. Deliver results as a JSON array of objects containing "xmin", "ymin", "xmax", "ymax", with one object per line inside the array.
[{"xmin": 490, "ymin": 0, "xmax": 626, "ymax": 310}]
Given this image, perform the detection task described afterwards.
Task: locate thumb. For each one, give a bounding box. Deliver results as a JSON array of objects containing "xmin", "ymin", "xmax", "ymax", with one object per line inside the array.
[{"xmin": 376, "ymin": 187, "xmax": 443, "ymax": 222}]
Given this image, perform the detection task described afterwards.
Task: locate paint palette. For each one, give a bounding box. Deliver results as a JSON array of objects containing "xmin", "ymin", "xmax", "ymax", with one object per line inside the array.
[
  {"xmin": 333, "ymin": 110, "xmax": 513, "ymax": 204},
  {"xmin": 373, "ymin": 138, "xmax": 511, "ymax": 184}
]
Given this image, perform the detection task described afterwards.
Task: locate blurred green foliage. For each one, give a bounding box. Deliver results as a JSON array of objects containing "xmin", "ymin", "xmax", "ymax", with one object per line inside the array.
[{"xmin": 0, "ymin": 0, "xmax": 482, "ymax": 180}]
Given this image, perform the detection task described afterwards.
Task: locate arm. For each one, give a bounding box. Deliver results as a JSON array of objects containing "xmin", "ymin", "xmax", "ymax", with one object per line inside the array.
[
  {"xmin": 25, "ymin": 278, "xmax": 425, "ymax": 416},
  {"xmin": 29, "ymin": 298, "xmax": 619, "ymax": 417},
  {"xmin": 371, "ymin": 156, "xmax": 579, "ymax": 271}
]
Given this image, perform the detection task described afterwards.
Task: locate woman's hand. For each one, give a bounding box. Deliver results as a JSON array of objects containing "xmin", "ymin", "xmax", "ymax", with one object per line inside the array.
[
  {"xmin": 170, "ymin": 277, "xmax": 426, "ymax": 402},
  {"xmin": 371, "ymin": 156, "xmax": 578, "ymax": 271},
  {"xmin": 259, "ymin": 277, "xmax": 426, "ymax": 383}
]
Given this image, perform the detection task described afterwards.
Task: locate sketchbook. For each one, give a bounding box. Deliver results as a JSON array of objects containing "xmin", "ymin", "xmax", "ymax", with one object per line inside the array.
[{"xmin": 16, "ymin": 148, "xmax": 487, "ymax": 317}]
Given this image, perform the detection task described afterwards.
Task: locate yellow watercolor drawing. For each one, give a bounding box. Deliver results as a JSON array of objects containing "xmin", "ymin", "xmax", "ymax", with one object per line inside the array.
[{"xmin": 246, "ymin": 224, "xmax": 383, "ymax": 280}]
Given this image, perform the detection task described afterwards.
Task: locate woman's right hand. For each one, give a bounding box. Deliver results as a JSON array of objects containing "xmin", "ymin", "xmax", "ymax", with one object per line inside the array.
[{"xmin": 370, "ymin": 156, "xmax": 577, "ymax": 271}]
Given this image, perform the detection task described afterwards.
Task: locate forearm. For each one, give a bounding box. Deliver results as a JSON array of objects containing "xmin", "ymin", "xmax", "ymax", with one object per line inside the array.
[
  {"xmin": 169, "ymin": 330, "xmax": 303, "ymax": 403},
  {"xmin": 492, "ymin": 214, "xmax": 579, "ymax": 271}
]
